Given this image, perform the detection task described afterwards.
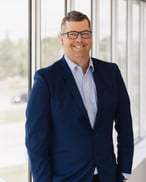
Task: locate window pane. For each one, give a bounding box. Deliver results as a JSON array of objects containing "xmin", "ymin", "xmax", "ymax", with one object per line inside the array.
[
  {"xmin": 74, "ymin": 0, "xmax": 91, "ymax": 19},
  {"xmin": 142, "ymin": 3, "xmax": 146, "ymax": 135},
  {"xmin": 99, "ymin": 0, "xmax": 111, "ymax": 61},
  {"xmin": 0, "ymin": 0, "xmax": 28, "ymax": 182},
  {"xmin": 41, "ymin": 0, "xmax": 64, "ymax": 67},
  {"xmin": 117, "ymin": 0, "xmax": 127, "ymax": 83},
  {"xmin": 129, "ymin": 1, "xmax": 140, "ymax": 139}
]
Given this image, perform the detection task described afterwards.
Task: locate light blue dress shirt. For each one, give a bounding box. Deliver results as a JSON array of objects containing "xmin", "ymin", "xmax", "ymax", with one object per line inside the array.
[{"xmin": 65, "ymin": 55, "xmax": 97, "ymax": 128}]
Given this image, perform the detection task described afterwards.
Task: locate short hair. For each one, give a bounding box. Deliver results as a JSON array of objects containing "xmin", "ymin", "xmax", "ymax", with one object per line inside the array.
[{"xmin": 61, "ymin": 10, "xmax": 91, "ymax": 32}]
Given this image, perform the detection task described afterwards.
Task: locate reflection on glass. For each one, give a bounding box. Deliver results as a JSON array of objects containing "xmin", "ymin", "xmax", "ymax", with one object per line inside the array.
[
  {"xmin": 129, "ymin": 1, "xmax": 140, "ymax": 139},
  {"xmin": 117, "ymin": 0, "xmax": 127, "ymax": 83},
  {"xmin": 0, "ymin": 0, "xmax": 28, "ymax": 182},
  {"xmin": 99, "ymin": 0, "xmax": 111, "ymax": 61},
  {"xmin": 41, "ymin": 0, "xmax": 64, "ymax": 67}
]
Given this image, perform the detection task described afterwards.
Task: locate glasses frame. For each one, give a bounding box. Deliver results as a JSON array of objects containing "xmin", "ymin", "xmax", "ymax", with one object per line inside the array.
[{"xmin": 61, "ymin": 30, "xmax": 92, "ymax": 40}]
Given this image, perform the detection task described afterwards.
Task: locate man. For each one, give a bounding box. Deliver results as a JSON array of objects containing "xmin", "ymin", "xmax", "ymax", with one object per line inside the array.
[{"xmin": 25, "ymin": 11, "xmax": 134, "ymax": 182}]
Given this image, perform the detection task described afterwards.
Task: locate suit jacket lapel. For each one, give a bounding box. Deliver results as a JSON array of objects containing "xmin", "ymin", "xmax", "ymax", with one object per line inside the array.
[
  {"xmin": 92, "ymin": 63, "xmax": 103, "ymax": 128},
  {"xmin": 92, "ymin": 58, "xmax": 113, "ymax": 129},
  {"xmin": 92, "ymin": 58, "xmax": 114, "ymax": 129},
  {"xmin": 60, "ymin": 58, "xmax": 91, "ymax": 127}
]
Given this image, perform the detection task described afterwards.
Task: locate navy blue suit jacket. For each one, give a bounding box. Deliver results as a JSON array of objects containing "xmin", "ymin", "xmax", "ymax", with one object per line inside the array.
[{"xmin": 25, "ymin": 56, "xmax": 134, "ymax": 182}]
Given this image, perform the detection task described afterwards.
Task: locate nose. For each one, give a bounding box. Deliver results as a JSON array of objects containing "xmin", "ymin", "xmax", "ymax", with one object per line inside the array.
[{"xmin": 76, "ymin": 33, "xmax": 83, "ymax": 41}]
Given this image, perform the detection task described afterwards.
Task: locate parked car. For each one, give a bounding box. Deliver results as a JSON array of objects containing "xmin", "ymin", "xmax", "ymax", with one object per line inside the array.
[{"xmin": 11, "ymin": 92, "xmax": 27, "ymax": 104}]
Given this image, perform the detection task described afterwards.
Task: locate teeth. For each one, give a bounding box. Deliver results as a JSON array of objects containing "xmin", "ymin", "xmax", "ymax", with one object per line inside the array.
[{"xmin": 74, "ymin": 45, "xmax": 84, "ymax": 48}]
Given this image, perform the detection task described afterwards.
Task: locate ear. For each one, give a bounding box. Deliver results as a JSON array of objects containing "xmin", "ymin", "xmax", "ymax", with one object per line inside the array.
[{"xmin": 60, "ymin": 35, "xmax": 64, "ymax": 45}]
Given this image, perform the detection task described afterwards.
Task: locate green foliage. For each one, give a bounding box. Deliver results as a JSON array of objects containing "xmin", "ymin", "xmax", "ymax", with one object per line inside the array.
[
  {"xmin": 0, "ymin": 35, "xmax": 28, "ymax": 79},
  {"xmin": 0, "ymin": 34, "xmax": 62, "ymax": 80},
  {"xmin": 41, "ymin": 35, "xmax": 63, "ymax": 67}
]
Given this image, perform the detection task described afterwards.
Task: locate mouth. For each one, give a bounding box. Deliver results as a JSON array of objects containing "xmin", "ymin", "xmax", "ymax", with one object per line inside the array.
[{"xmin": 73, "ymin": 45, "xmax": 86, "ymax": 49}]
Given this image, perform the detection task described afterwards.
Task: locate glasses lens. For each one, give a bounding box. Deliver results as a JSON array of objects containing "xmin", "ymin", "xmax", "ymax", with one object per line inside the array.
[
  {"xmin": 68, "ymin": 32, "xmax": 78, "ymax": 39},
  {"xmin": 81, "ymin": 31, "xmax": 91, "ymax": 39},
  {"xmin": 65, "ymin": 31, "xmax": 92, "ymax": 39}
]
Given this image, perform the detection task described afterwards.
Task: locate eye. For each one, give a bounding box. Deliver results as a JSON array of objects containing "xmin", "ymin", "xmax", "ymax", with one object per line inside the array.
[
  {"xmin": 69, "ymin": 32, "xmax": 78, "ymax": 36},
  {"xmin": 82, "ymin": 32, "xmax": 89, "ymax": 35},
  {"xmin": 81, "ymin": 31, "xmax": 92, "ymax": 38},
  {"xmin": 82, "ymin": 31, "xmax": 90, "ymax": 36}
]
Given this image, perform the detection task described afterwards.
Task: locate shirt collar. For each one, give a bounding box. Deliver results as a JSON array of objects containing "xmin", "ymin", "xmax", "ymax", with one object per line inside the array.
[{"xmin": 64, "ymin": 55, "xmax": 94, "ymax": 73}]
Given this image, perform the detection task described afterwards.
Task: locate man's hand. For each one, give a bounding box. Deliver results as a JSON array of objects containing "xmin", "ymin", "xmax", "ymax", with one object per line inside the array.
[{"xmin": 123, "ymin": 180, "xmax": 127, "ymax": 182}]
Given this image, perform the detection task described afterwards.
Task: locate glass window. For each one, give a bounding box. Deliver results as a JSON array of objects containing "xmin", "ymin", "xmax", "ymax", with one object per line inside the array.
[
  {"xmin": 144, "ymin": 4, "xmax": 146, "ymax": 61},
  {"xmin": 117, "ymin": 0, "xmax": 127, "ymax": 83},
  {"xmin": 99, "ymin": 0, "xmax": 111, "ymax": 61},
  {"xmin": 142, "ymin": 3, "xmax": 146, "ymax": 135},
  {"xmin": 74, "ymin": 0, "xmax": 91, "ymax": 19},
  {"xmin": 41, "ymin": 0, "xmax": 64, "ymax": 67},
  {"xmin": 0, "ymin": 0, "xmax": 28, "ymax": 182},
  {"xmin": 129, "ymin": 0, "xmax": 140, "ymax": 140}
]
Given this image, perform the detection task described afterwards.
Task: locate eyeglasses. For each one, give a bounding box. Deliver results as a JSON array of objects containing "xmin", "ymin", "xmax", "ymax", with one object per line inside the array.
[{"xmin": 61, "ymin": 30, "xmax": 92, "ymax": 40}]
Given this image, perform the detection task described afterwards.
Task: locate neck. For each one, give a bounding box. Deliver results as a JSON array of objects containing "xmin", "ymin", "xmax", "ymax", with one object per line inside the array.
[
  {"xmin": 66, "ymin": 54, "xmax": 90, "ymax": 74},
  {"xmin": 78, "ymin": 61, "xmax": 89, "ymax": 74}
]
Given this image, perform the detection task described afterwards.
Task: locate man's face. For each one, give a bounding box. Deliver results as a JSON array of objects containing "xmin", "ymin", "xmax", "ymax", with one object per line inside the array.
[{"xmin": 61, "ymin": 19, "xmax": 92, "ymax": 60}]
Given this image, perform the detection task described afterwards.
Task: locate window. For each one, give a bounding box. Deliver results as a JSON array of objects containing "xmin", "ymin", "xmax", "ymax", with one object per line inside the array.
[
  {"xmin": 99, "ymin": 0, "xmax": 111, "ymax": 61},
  {"xmin": 141, "ymin": 2, "xmax": 146, "ymax": 135},
  {"xmin": 128, "ymin": 0, "xmax": 140, "ymax": 139},
  {"xmin": 74, "ymin": 0, "xmax": 91, "ymax": 18},
  {"xmin": 41, "ymin": 0, "xmax": 64, "ymax": 67},
  {"xmin": 0, "ymin": 0, "xmax": 28, "ymax": 182},
  {"xmin": 117, "ymin": 0, "xmax": 127, "ymax": 83}
]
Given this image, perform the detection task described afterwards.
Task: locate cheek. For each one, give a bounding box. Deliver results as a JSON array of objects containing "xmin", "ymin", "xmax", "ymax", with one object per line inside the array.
[
  {"xmin": 88, "ymin": 39, "xmax": 92, "ymax": 46},
  {"xmin": 61, "ymin": 39, "xmax": 72, "ymax": 48}
]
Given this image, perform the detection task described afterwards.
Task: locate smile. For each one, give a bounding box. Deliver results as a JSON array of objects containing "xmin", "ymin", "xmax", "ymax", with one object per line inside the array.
[{"xmin": 73, "ymin": 45, "xmax": 85, "ymax": 49}]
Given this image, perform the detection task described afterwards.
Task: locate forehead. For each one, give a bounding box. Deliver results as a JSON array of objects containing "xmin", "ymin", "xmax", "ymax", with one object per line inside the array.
[{"xmin": 63, "ymin": 19, "xmax": 90, "ymax": 32}]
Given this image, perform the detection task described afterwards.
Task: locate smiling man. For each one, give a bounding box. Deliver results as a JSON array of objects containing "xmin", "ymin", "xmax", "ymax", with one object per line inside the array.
[
  {"xmin": 25, "ymin": 11, "xmax": 134, "ymax": 182},
  {"xmin": 61, "ymin": 18, "xmax": 92, "ymax": 73}
]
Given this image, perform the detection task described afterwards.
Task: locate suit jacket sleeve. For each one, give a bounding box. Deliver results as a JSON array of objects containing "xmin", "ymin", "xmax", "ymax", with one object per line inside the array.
[
  {"xmin": 25, "ymin": 70, "xmax": 52, "ymax": 182},
  {"xmin": 114, "ymin": 64, "xmax": 134, "ymax": 175}
]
